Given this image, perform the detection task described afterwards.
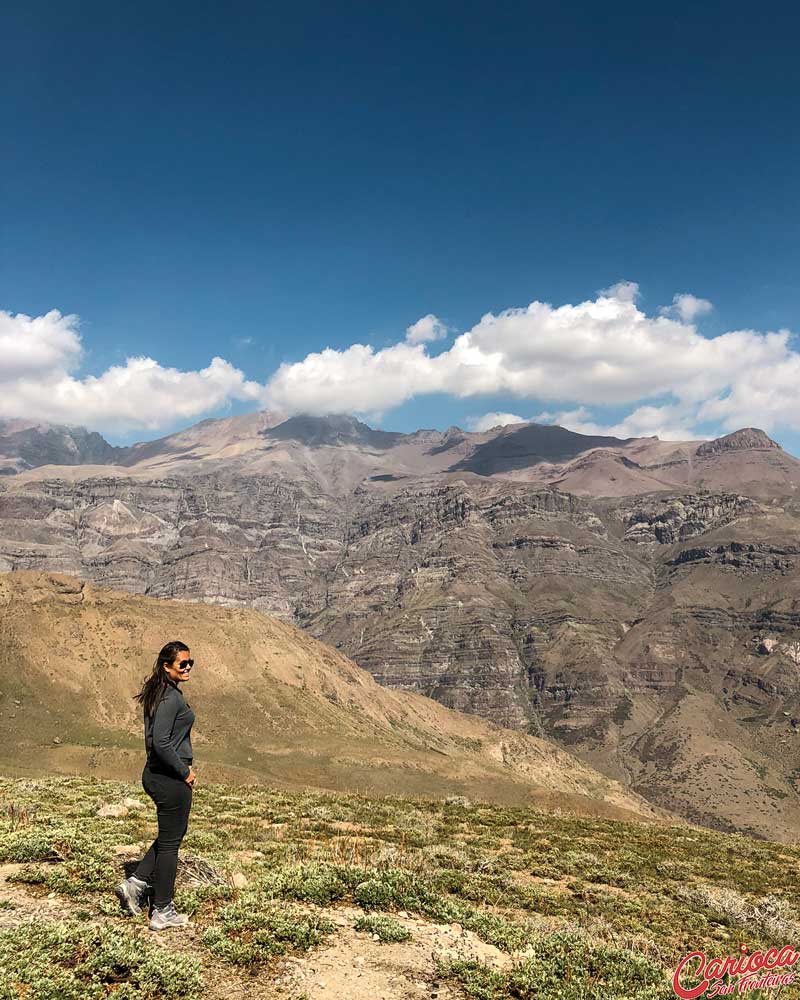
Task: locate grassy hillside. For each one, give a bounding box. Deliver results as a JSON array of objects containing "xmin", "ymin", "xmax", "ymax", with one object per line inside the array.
[
  {"xmin": 1, "ymin": 773, "xmax": 798, "ymax": 999},
  {"xmin": 0, "ymin": 570, "xmax": 663, "ymax": 822}
]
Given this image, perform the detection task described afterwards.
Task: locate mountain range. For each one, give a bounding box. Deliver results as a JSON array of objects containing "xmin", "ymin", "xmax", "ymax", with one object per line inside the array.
[
  {"xmin": 1, "ymin": 411, "xmax": 799, "ymax": 842},
  {"xmin": 3, "ymin": 413, "xmax": 799, "ymax": 498}
]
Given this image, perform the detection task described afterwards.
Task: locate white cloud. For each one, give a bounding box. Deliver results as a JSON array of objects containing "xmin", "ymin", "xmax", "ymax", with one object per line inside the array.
[
  {"xmin": 0, "ymin": 310, "xmax": 262, "ymax": 433},
  {"xmin": 465, "ymin": 411, "xmax": 528, "ymax": 432},
  {"xmin": 5, "ymin": 283, "xmax": 800, "ymax": 442},
  {"xmin": 532, "ymin": 404, "xmax": 701, "ymax": 441},
  {"xmin": 263, "ymin": 341, "xmax": 436, "ymax": 416},
  {"xmin": 598, "ymin": 280, "xmax": 640, "ymax": 302},
  {"xmin": 695, "ymin": 349, "xmax": 800, "ymax": 430},
  {"xmin": 660, "ymin": 293, "xmax": 713, "ymax": 322},
  {"xmin": 263, "ymin": 283, "xmax": 800, "ymax": 438},
  {"xmin": 530, "ymin": 406, "xmax": 598, "ymax": 433},
  {"xmin": 0, "ymin": 309, "xmax": 81, "ymax": 380},
  {"xmin": 405, "ymin": 314, "xmax": 450, "ymax": 344},
  {"xmin": 267, "ymin": 287, "xmax": 778, "ymax": 404}
]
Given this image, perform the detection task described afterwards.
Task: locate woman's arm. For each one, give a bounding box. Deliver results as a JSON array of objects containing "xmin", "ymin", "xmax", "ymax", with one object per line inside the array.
[{"xmin": 152, "ymin": 690, "xmax": 192, "ymax": 779}]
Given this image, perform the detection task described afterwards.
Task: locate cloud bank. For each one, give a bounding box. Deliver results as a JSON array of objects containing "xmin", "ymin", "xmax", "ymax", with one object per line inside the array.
[
  {"xmin": 0, "ymin": 309, "xmax": 262, "ymax": 433},
  {"xmin": 2, "ymin": 283, "xmax": 799, "ymax": 441},
  {"xmin": 264, "ymin": 285, "xmax": 798, "ymax": 439}
]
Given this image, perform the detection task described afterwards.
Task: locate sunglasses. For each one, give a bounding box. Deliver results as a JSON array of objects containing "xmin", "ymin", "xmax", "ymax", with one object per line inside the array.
[{"xmin": 175, "ymin": 659, "xmax": 194, "ymax": 669}]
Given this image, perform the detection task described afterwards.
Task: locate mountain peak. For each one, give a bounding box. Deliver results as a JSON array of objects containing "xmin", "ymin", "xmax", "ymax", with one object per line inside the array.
[
  {"xmin": 0, "ymin": 418, "xmax": 122, "ymax": 473},
  {"xmin": 696, "ymin": 428, "xmax": 782, "ymax": 457},
  {"xmin": 263, "ymin": 413, "xmax": 404, "ymax": 450}
]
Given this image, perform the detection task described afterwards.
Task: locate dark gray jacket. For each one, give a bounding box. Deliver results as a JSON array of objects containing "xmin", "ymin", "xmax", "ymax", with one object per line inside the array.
[{"xmin": 144, "ymin": 681, "xmax": 195, "ymax": 779}]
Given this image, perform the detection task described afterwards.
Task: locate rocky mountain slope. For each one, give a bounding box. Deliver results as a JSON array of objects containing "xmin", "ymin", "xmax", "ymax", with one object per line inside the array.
[
  {"xmin": 6, "ymin": 412, "xmax": 800, "ymax": 498},
  {"xmin": 1, "ymin": 412, "xmax": 800, "ymax": 841},
  {"xmin": 0, "ymin": 419, "xmax": 124, "ymax": 474},
  {"xmin": 0, "ymin": 570, "xmax": 661, "ymax": 823}
]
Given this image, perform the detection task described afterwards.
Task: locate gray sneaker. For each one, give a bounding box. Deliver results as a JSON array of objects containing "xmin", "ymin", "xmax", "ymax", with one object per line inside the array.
[
  {"xmin": 149, "ymin": 900, "xmax": 190, "ymax": 931},
  {"xmin": 114, "ymin": 876, "xmax": 151, "ymax": 917}
]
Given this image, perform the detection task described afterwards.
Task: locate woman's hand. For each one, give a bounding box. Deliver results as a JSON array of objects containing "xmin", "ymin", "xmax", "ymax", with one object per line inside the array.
[{"xmin": 185, "ymin": 767, "xmax": 197, "ymax": 786}]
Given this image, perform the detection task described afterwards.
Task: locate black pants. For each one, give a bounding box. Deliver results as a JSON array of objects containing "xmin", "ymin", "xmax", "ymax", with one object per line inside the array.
[{"xmin": 133, "ymin": 763, "xmax": 192, "ymax": 908}]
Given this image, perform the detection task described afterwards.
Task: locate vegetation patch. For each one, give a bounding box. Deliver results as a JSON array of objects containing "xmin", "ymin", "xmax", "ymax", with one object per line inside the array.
[
  {"xmin": 354, "ymin": 913, "xmax": 412, "ymax": 942},
  {"xmin": 0, "ymin": 918, "xmax": 203, "ymax": 1000},
  {"xmin": 203, "ymin": 896, "xmax": 336, "ymax": 965},
  {"xmin": 438, "ymin": 930, "xmax": 672, "ymax": 1000},
  {"xmin": 2, "ymin": 774, "xmax": 800, "ymax": 995},
  {"xmin": 10, "ymin": 854, "xmax": 122, "ymax": 897},
  {"xmin": 0, "ymin": 824, "xmax": 99, "ymax": 864}
]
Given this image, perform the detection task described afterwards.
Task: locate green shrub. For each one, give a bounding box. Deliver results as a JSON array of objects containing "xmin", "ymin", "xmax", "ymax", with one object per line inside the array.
[
  {"xmin": 276, "ymin": 864, "xmax": 350, "ymax": 905},
  {"xmin": 0, "ymin": 918, "xmax": 203, "ymax": 1000},
  {"xmin": 439, "ymin": 931, "xmax": 672, "ymax": 999},
  {"xmin": 351, "ymin": 867, "xmax": 436, "ymax": 912},
  {"xmin": 353, "ymin": 877, "xmax": 397, "ymax": 909},
  {"xmin": 354, "ymin": 914, "xmax": 412, "ymax": 942},
  {"xmin": 203, "ymin": 899, "xmax": 335, "ymax": 965},
  {"xmin": 8, "ymin": 855, "xmax": 119, "ymax": 897},
  {"xmin": 458, "ymin": 911, "xmax": 535, "ymax": 953},
  {"xmin": 0, "ymin": 826, "xmax": 98, "ymax": 864}
]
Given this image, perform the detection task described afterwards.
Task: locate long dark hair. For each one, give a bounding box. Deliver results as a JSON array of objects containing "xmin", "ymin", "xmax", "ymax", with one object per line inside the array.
[{"xmin": 134, "ymin": 641, "xmax": 190, "ymax": 718}]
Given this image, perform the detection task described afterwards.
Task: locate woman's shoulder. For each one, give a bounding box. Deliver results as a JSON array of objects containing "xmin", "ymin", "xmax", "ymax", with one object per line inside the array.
[{"xmin": 157, "ymin": 684, "xmax": 183, "ymax": 704}]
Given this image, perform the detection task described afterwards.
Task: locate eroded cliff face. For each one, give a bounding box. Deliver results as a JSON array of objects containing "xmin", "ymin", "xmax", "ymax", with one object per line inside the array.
[
  {"xmin": 0, "ymin": 420, "xmax": 125, "ymax": 474},
  {"xmin": 0, "ymin": 474, "xmax": 342, "ymax": 616},
  {"xmin": 1, "ymin": 470, "xmax": 800, "ymax": 840}
]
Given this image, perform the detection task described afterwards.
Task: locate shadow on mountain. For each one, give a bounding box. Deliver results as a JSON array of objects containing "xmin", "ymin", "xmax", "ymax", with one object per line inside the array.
[
  {"xmin": 449, "ymin": 423, "xmax": 634, "ymax": 475},
  {"xmin": 427, "ymin": 428, "xmax": 467, "ymax": 455},
  {"xmin": 0, "ymin": 422, "xmax": 125, "ymax": 469},
  {"xmin": 263, "ymin": 414, "xmax": 405, "ymax": 450}
]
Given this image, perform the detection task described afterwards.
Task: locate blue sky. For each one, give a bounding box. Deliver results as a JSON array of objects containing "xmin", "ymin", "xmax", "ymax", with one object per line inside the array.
[{"xmin": 2, "ymin": 1, "xmax": 800, "ymax": 454}]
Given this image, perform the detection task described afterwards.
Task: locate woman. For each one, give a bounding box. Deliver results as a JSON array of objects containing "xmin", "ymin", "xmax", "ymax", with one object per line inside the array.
[{"xmin": 114, "ymin": 640, "xmax": 197, "ymax": 931}]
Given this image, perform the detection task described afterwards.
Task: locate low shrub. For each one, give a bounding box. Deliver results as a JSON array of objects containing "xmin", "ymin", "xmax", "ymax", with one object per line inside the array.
[
  {"xmin": 354, "ymin": 913, "xmax": 412, "ymax": 942},
  {"xmin": 0, "ymin": 825, "xmax": 99, "ymax": 864},
  {"xmin": 438, "ymin": 930, "xmax": 672, "ymax": 999},
  {"xmin": 203, "ymin": 898, "xmax": 336, "ymax": 965},
  {"xmin": 0, "ymin": 918, "xmax": 203, "ymax": 1000},
  {"xmin": 8, "ymin": 855, "xmax": 120, "ymax": 897}
]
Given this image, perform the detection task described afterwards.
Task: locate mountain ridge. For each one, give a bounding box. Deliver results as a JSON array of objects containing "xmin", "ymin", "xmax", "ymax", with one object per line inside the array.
[{"xmin": 2, "ymin": 411, "xmax": 797, "ymax": 499}]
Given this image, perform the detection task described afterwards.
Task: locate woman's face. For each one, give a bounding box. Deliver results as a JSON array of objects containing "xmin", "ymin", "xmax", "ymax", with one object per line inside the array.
[{"xmin": 163, "ymin": 650, "xmax": 192, "ymax": 685}]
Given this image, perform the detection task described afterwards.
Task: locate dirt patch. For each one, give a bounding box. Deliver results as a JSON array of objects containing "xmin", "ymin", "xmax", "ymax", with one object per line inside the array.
[
  {"xmin": 0, "ymin": 863, "xmax": 80, "ymax": 930},
  {"xmin": 0, "ymin": 864, "xmax": 515, "ymax": 999},
  {"xmin": 273, "ymin": 905, "xmax": 511, "ymax": 999}
]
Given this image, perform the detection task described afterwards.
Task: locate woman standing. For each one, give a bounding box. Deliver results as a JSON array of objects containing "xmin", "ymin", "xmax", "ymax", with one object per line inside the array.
[{"xmin": 115, "ymin": 641, "xmax": 197, "ymax": 931}]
